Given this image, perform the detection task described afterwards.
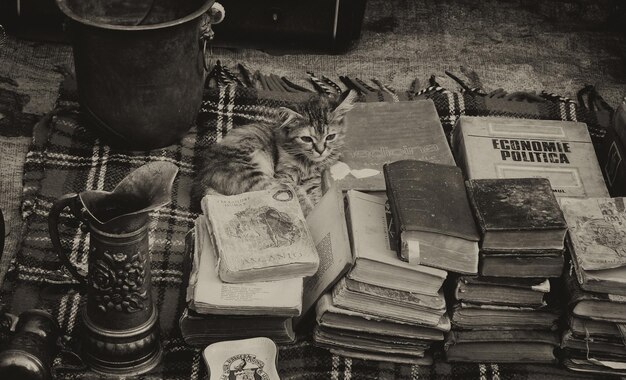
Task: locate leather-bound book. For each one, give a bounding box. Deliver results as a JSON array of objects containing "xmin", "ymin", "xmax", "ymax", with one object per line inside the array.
[
  {"xmin": 479, "ymin": 251, "xmax": 564, "ymax": 278},
  {"xmin": 565, "ymin": 272, "xmax": 626, "ymax": 324},
  {"xmin": 453, "ymin": 276, "xmax": 550, "ymax": 308},
  {"xmin": 383, "ymin": 160, "xmax": 480, "ymax": 273},
  {"xmin": 466, "ymin": 177, "xmax": 567, "ymax": 251}
]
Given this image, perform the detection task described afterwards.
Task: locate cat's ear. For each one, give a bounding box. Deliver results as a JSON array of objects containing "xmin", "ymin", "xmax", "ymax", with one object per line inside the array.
[
  {"xmin": 330, "ymin": 90, "xmax": 358, "ymax": 122},
  {"xmin": 277, "ymin": 107, "xmax": 303, "ymax": 128}
]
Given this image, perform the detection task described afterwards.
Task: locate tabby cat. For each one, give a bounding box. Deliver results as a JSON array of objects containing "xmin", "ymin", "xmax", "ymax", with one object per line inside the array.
[{"xmin": 194, "ymin": 91, "xmax": 357, "ymax": 215}]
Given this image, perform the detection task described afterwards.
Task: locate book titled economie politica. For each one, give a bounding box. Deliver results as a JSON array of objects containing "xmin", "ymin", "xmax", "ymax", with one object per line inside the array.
[{"xmin": 453, "ymin": 116, "xmax": 609, "ymax": 198}]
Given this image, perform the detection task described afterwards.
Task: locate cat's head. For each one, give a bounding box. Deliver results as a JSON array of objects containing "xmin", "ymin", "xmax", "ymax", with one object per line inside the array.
[{"xmin": 277, "ymin": 90, "xmax": 357, "ymax": 166}]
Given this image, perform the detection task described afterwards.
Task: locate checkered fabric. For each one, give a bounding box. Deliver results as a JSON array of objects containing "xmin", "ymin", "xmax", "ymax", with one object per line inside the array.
[{"xmin": 0, "ymin": 65, "xmax": 611, "ymax": 379}]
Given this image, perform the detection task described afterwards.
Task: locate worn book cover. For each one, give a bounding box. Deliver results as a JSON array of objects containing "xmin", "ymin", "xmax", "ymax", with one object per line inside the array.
[
  {"xmin": 565, "ymin": 272, "xmax": 626, "ymax": 323},
  {"xmin": 452, "ymin": 116, "xmax": 609, "ymax": 198},
  {"xmin": 187, "ymin": 217, "xmax": 303, "ymax": 317},
  {"xmin": 561, "ymin": 330, "xmax": 626, "ymax": 359},
  {"xmin": 299, "ymin": 184, "xmax": 353, "ymax": 323},
  {"xmin": 332, "ymin": 277, "xmax": 448, "ymax": 327},
  {"xmin": 344, "ymin": 190, "xmax": 447, "ymax": 296},
  {"xmin": 479, "ymin": 252, "xmax": 564, "ymax": 278},
  {"xmin": 201, "ymin": 186, "xmax": 319, "ymax": 283},
  {"xmin": 328, "ymin": 348, "xmax": 433, "ymax": 366},
  {"xmin": 563, "ymin": 357, "xmax": 626, "ymax": 377},
  {"xmin": 445, "ymin": 330, "xmax": 560, "ymax": 363},
  {"xmin": 383, "ymin": 160, "xmax": 479, "ymax": 272},
  {"xmin": 315, "ymin": 294, "xmax": 446, "ymax": 339},
  {"xmin": 466, "ymin": 177, "xmax": 567, "ymax": 250},
  {"xmin": 453, "ymin": 276, "xmax": 549, "ymax": 308},
  {"xmin": 330, "ymin": 100, "xmax": 455, "ymax": 191},
  {"xmin": 561, "ymin": 197, "xmax": 626, "ymax": 271},
  {"xmin": 449, "ymin": 303, "xmax": 560, "ymax": 330},
  {"xmin": 179, "ymin": 308, "xmax": 295, "ymax": 346},
  {"xmin": 569, "ymin": 315, "xmax": 623, "ymax": 341}
]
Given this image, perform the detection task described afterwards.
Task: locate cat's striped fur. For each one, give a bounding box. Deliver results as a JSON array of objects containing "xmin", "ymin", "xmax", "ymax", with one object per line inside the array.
[{"xmin": 194, "ymin": 91, "xmax": 357, "ymax": 215}]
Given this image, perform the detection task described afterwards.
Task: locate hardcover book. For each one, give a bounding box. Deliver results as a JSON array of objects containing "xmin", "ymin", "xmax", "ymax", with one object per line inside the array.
[
  {"xmin": 444, "ymin": 330, "xmax": 559, "ymax": 363},
  {"xmin": 328, "ymin": 348, "xmax": 433, "ymax": 366},
  {"xmin": 449, "ymin": 303, "xmax": 560, "ymax": 330},
  {"xmin": 201, "ymin": 186, "xmax": 319, "ymax": 283},
  {"xmin": 330, "ymin": 100, "xmax": 455, "ymax": 191},
  {"xmin": 563, "ymin": 357, "xmax": 626, "ymax": 377},
  {"xmin": 565, "ymin": 273, "xmax": 626, "ymax": 324},
  {"xmin": 331, "ymin": 277, "xmax": 448, "ymax": 326},
  {"xmin": 299, "ymin": 184, "xmax": 353, "ymax": 321},
  {"xmin": 179, "ymin": 308, "xmax": 295, "ymax": 346},
  {"xmin": 344, "ymin": 190, "xmax": 447, "ymax": 296},
  {"xmin": 453, "ymin": 276, "xmax": 549, "ymax": 308},
  {"xmin": 383, "ymin": 160, "xmax": 480, "ymax": 273},
  {"xmin": 466, "ymin": 177, "xmax": 567, "ymax": 251},
  {"xmin": 187, "ymin": 217, "xmax": 303, "ymax": 317},
  {"xmin": 315, "ymin": 293, "xmax": 447, "ymax": 339},
  {"xmin": 561, "ymin": 330, "xmax": 626, "ymax": 359},
  {"xmin": 452, "ymin": 116, "xmax": 609, "ymax": 198},
  {"xmin": 561, "ymin": 197, "xmax": 626, "ymax": 295},
  {"xmin": 569, "ymin": 315, "xmax": 623, "ymax": 341},
  {"xmin": 479, "ymin": 251, "xmax": 564, "ymax": 278}
]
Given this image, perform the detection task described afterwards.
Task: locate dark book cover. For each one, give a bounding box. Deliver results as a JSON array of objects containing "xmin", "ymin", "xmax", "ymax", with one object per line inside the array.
[
  {"xmin": 466, "ymin": 177, "xmax": 566, "ymax": 233},
  {"xmin": 479, "ymin": 253, "xmax": 564, "ymax": 278},
  {"xmin": 383, "ymin": 160, "xmax": 479, "ymax": 242},
  {"xmin": 446, "ymin": 329, "xmax": 560, "ymax": 346},
  {"xmin": 332, "ymin": 100, "xmax": 455, "ymax": 191}
]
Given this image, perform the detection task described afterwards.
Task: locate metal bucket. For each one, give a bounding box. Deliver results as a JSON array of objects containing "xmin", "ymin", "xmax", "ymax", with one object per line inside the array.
[{"xmin": 56, "ymin": 0, "xmax": 215, "ymax": 150}]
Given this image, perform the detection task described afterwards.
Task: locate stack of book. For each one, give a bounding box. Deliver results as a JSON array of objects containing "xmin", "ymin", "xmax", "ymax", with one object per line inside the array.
[
  {"xmin": 312, "ymin": 191, "xmax": 451, "ymax": 365},
  {"xmin": 180, "ymin": 186, "xmax": 322, "ymax": 346},
  {"xmin": 444, "ymin": 177, "xmax": 567, "ymax": 364},
  {"xmin": 559, "ymin": 197, "xmax": 626, "ymax": 377}
]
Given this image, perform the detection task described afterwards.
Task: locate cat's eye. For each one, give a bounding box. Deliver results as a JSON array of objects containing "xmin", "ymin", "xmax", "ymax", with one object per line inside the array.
[
  {"xmin": 300, "ymin": 136, "xmax": 314, "ymax": 143},
  {"xmin": 326, "ymin": 134, "xmax": 337, "ymax": 141}
]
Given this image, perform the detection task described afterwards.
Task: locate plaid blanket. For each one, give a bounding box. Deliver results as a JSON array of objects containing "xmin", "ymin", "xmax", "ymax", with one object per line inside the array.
[{"xmin": 0, "ymin": 64, "xmax": 611, "ymax": 379}]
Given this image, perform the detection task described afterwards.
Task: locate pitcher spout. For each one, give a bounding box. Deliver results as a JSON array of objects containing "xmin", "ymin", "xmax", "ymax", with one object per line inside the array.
[{"xmin": 78, "ymin": 162, "xmax": 179, "ymax": 234}]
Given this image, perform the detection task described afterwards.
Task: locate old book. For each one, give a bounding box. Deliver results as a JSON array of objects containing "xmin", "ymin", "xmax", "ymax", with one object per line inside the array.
[
  {"xmin": 317, "ymin": 325, "xmax": 430, "ymax": 349},
  {"xmin": 563, "ymin": 357, "xmax": 626, "ymax": 377},
  {"xmin": 479, "ymin": 252, "xmax": 564, "ymax": 278},
  {"xmin": 203, "ymin": 338, "xmax": 280, "ymax": 380},
  {"xmin": 453, "ymin": 276, "xmax": 549, "ymax": 308},
  {"xmin": 445, "ymin": 330, "xmax": 558, "ymax": 363},
  {"xmin": 329, "ymin": 348, "xmax": 433, "ymax": 366},
  {"xmin": 449, "ymin": 303, "xmax": 560, "ymax": 330},
  {"xmin": 561, "ymin": 197, "xmax": 626, "ymax": 295},
  {"xmin": 466, "ymin": 178, "xmax": 567, "ymax": 251},
  {"xmin": 315, "ymin": 294, "xmax": 447, "ymax": 340},
  {"xmin": 452, "ymin": 116, "xmax": 609, "ymax": 198},
  {"xmin": 569, "ymin": 315, "xmax": 623, "ymax": 341},
  {"xmin": 299, "ymin": 184, "xmax": 353, "ymax": 321},
  {"xmin": 383, "ymin": 160, "xmax": 480, "ymax": 273},
  {"xmin": 332, "ymin": 277, "xmax": 447, "ymax": 327},
  {"xmin": 201, "ymin": 186, "xmax": 319, "ymax": 283},
  {"xmin": 565, "ymin": 273, "xmax": 626, "ymax": 323},
  {"xmin": 179, "ymin": 308, "xmax": 295, "ymax": 346},
  {"xmin": 187, "ymin": 217, "xmax": 303, "ymax": 316},
  {"xmin": 330, "ymin": 100, "xmax": 455, "ymax": 191},
  {"xmin": 313, "ymin": 326, "xmax": 427, "ymax": 358},
  {"xmin": 344, "ymin": 190, "xmax": 447, "ymax": 296},
  {"xmin": 562, "ymin": 330, "xmax": 626, "ymax": 359}
]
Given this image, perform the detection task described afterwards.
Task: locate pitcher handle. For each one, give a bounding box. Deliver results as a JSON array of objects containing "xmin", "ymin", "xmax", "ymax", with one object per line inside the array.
[{"xmin": 48, "ymin": 194, "xmax": 88, "ymax": 285}]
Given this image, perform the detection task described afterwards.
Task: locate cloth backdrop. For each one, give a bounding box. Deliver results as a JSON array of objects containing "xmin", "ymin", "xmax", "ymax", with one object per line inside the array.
[{"xmin": 0, "ymin": 63, "xmax": 612, "ymax": 380}]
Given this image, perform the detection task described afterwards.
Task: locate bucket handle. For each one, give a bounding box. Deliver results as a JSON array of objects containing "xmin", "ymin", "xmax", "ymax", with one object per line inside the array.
[{"xmin": 199, "ymin": 2, "xmax": 225, "ymax": 72}]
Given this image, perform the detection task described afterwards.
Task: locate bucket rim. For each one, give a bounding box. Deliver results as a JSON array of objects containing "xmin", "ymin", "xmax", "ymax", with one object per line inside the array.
[{"xmin": 55, "ymin": 0, "xmax": 215, "ymax": 31}]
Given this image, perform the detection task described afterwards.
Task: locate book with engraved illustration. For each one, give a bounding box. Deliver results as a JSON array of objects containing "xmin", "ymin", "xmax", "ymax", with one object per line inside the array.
[
  {"xmin": 452, "ymin": 116, "xmax": 609, "ymax": 198},
  {"xmin": 330, "ymin": 99, "xmax": 455, "ymax": 191},
  {"xmin": 449, "ymin": 303, "xmax": 561, "ymax": 330},
  {"xmin": 201, "ymin": 186, "xmax": 319, "ymax": 283},
  {"xmin": 187, "ymin": 217, "xmax": 303, "ymax": 317},
  {"xmin": 465, "ymin": 177, "xmax": 567, "ymax": 251},
  {"xmin": 315, "ymin": 294, "xmax": 448, "ymax": 340},
  {"xmin": 383, "ymin": 160, "xmax": 480, "ymax": 273},
  {"xmin": 444, "ymin": 330, "xmax": 559, "ymax": 363},
  {"xmin": 453, "ymin": 276, "xmax": 550, "ymax": 308},
  {"xmin": 331, "ymin": 277, "xmax": 447, "ymax": 327},
  {"xmin": 479, "ymin": 251, "xmax": 564, "ymax": 278},
  {"xmin": 561, "ymin": 197, "xmax": 626, "ymax": 296},
  {"xmin": 344, "ymin": 190, "xmax": 447, "ymax": 296}
]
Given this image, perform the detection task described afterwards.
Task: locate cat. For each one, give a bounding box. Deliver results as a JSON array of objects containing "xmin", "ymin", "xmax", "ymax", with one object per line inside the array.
[{"xmin": 193, "ymin": 90, "xmax": 357, "ymax": 215}]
